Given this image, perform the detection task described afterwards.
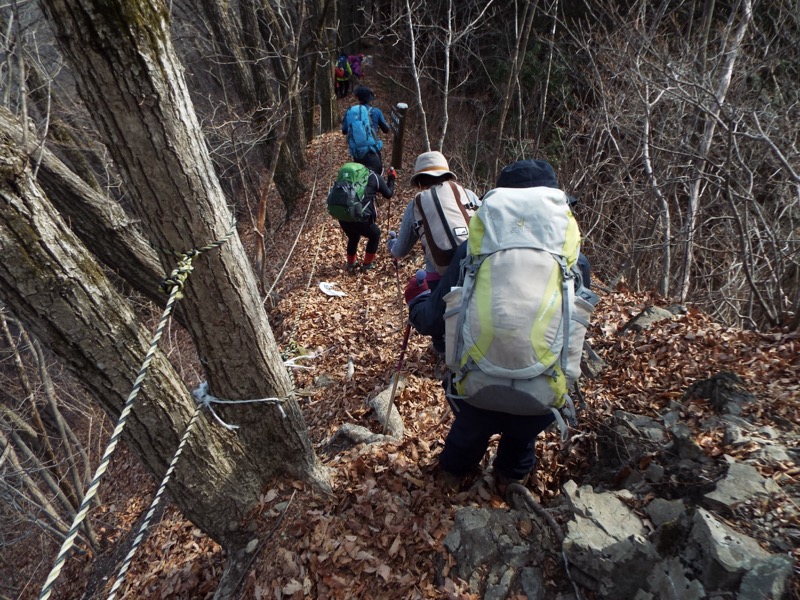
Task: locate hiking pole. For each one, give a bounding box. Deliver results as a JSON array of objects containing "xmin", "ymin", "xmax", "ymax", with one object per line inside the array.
[
  {"xmin": 383, "ymin": 320, "xmax": 412, "ymax": 434},
  {"xmin": 383, "ymin": 269, "xmax": 424, "ymax": 433}
]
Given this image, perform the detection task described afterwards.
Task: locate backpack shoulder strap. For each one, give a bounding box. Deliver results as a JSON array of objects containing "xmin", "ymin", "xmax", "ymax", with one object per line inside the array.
[
  {"xmin": 360, "ymin": 170, "xmax": 375, "ymax": 209},
  {"xmin": 447, "ymin": 181, "xmax": 472, "ymax": 222}
]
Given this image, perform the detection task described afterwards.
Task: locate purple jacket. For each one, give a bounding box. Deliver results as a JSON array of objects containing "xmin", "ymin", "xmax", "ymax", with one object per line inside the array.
[{"xmin": 348, "ymin": 55, "xmax": 363, "ymax": 78}]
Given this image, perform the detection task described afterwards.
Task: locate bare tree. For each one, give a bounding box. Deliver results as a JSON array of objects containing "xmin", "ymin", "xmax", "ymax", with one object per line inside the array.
[
  {"xmin": 394, "ymin": 0, "xmax": 496, "ymax": 152},
  {"xmin": 561, "ymin": 0, "xmax": 798, "ymax": 330}
]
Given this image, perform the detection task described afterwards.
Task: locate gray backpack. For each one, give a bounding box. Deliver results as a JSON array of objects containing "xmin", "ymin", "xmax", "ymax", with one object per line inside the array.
[
  {"xmin": 443, "ymin": 186, "xmax": 599, "ymax": 439},
  {"xmin": 412, "ymin": 181, "xmax": 472, "ymax": 274}
]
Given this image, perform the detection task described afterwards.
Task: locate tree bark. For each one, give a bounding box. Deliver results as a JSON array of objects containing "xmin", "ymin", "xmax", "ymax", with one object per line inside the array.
[
  {"xmin": 33, "ymin": 0, "xmax": 328, "ymax": 539},
  {"xmin": 310, "ymin": 0, "xmax": 338, "ymax": 133},
  {"xmin": 0, "ymin": 107, "xmax": 165, "ymax": 305},
  {"xmin": 0, "ymin": 138, "xmax": 302, "ymax": 546}
]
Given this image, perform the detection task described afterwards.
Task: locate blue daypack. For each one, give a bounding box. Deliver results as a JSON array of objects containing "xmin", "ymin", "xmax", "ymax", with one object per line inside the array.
[{"xmin": 345, "ymin": 105, "xmax": 382, "ymax": 160}]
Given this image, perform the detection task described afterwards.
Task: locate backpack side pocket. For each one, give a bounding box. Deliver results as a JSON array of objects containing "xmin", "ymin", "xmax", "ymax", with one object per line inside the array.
[{"xmin": 443, "ymin": 286, "xmax": 463, "ymax": 371}]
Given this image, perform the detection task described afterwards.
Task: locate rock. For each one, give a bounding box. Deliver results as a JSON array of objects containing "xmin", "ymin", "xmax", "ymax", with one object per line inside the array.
[
  {"xmin": 444, "ymin": 507, "xmax": 551, "ymax": 598},
  {"xmin": 620, "ymin": 305, "xmax": 675, "ymax": 334},
  {"xmin": 747, "ymin": 443, "xmax": 793, "ymax": 464},
  {"xmin": 313, "ymin": 373, "xmax": 334, "ymax": 387},
  {"xmin": 646, "ymin": 556, "xmax": 705, "ymax": 600},
  {"xmin": 684, "ymin": 372, "xmax": 755, "ymax": 414},
  {"xmin": 688, "ymin": 509, "xmax": 769, "ymax": 590},
  {"xmin": 738, "ymin": 555, "xmax": 796, "ymax": 600},
  {"xmin": 646, "ymin": 498, "xmax": 685, "ymax": 527},
  {"xmin": 721, "ymin": 414, "xmax": 756, "ymax": 430},
  {"xmin": 644, "ymin": 462, "xmax": 665, "ymax": 483},
  {"xmin": 615, "ymin": 411, "xmax": 666, "ymax": 442},
  {"xmin": 518, "ymin": 567, "xmax": 545, "ymax": 599},
  {"xmin": 703, "ymin": 456, "xmax": 781, "ymax": 512},
  {"xmin": 671, "ymin": 423, "xmax": 705, "ymax": 461},
  {"xmin": 562, "ymin": 482, "xmax": 658, "ymax": 597},
  {"xmin": 581, "ymin": 340, "xmax": 608, "ymax": 378},
  {"xmin": 722, "ymin": 422, "xmax": 750, "ymax": 447}
]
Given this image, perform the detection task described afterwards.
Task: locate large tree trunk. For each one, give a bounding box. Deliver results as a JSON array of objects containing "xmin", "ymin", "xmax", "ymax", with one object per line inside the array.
[
  {"xmin": 0, "ymin": 138, "xmax": 278, "ymax": 546},
  {"xmin": 0, "ymin": 107, "xmax": 165, "ymax": 305},
  {"xmin": 36, "ymin": 0, "xmax": 328, "ymax": 538}
]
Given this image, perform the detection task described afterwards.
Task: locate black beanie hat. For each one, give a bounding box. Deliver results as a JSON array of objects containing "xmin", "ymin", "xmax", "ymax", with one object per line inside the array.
[
  {"xmin": 354, "ymin": 86, "xmax": 375, "ymax": 103},
  {"xmin": 496, "ymin": 159, "xmax": 558, "ymax": 189}
]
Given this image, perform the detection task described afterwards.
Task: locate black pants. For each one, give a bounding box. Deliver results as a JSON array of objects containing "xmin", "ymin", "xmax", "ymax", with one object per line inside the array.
[
  {"xmin": 356, "ymin": 151, "xmax": 383, "ymax": 175},
  {"xmin": 339, "ymin": 219, "xmax": 380, "ymax": 256},
  {"xmin": 439, "ymin": 395, "xmax": 555, "ymax": 479}
]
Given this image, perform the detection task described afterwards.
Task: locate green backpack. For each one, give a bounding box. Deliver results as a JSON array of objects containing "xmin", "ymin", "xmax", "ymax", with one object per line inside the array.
[
  {"xmin": 443, "ymin": 186, "xmax": 599, "ymax": 439},
  {"xmin": 327, "ymin": 163, "xmax": 372, "ymax": 222}
]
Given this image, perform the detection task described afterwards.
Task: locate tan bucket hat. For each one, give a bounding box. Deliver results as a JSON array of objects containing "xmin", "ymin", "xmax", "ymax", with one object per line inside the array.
[{"xmin": 410, "ymin": 151, "xmax": 457, "ymax": 185}]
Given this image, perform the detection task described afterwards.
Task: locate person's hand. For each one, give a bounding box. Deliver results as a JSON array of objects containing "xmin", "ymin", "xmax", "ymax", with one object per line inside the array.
[
  {"xmin": 387, "ymin": 230, "xmax": 397, "ymax": 253},
  {"xmin": 404, "ymin": 270, "xmax": 430, "ymax": 306},
  {"xmin": 386, "ymin": 167, "xmax": 397, "ymax": 181}
]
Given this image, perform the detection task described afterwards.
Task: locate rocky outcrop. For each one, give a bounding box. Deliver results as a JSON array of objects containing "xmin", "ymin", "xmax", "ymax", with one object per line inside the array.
[{"xmin": 444, "ymin": 402, "xmax": 797, "ymax": 599}]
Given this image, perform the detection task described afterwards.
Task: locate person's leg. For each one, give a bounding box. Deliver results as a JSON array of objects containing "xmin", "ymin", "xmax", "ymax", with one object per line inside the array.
[
  {"xmin": 361, "ymin": 221, "xmax": 381, "ymax": 269},
  {"xmin": 493, "ymin": 412, "xmax": 555, "ymax": 480},
  {"xmin": 438, "ymin": 397, "xmax": 497, "ymax": 476},
  {"xmin": 339, "ymin": 221, "xmax": 361, "ymax": 269}
]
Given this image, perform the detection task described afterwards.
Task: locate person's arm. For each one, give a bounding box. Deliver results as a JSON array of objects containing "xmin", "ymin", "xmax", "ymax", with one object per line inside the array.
[
  {"xmin": 375, "ymin": 171, "xmax": 394, "ymax": 199},
  {"xmin": 464, "ymin": 189, "xmax": 482, "ymax": 211},
  {"xmin": 341, "ymin": 110, "xmax": 349, "ymax": 135},
  {"xmin": 391, "ymin": 201, "xmax": 419, "ymax": 259},
  {"xmin": 408, "ymin": 241, "xmax": 468, "ymax": 338},
  {"xmin": 375, "ymin": 108, "xmax": 390, "ymax": 134}
]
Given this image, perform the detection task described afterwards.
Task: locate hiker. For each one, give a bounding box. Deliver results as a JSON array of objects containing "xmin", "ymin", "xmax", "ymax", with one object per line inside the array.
[
  {"xmin": 341, "ymin": 86, "xmax": 390, "ymax": 174},
  {"xmin": 404, "ymin": 159, "xmax": 597, "ymax": 493},
  {"xmin": 348, "ymin": 53, "xmax": 364, "ymax": 79},
  {"xmin": 334, "ymin": 53, "xmax": 353, "ymax": 99},
  {"xmin": 334, "ymin": 164, "xmax": 396, "ymax": 273},
  {"xmin": 387, "ymin": 150, "xmax": 481, "ymax": 356}
]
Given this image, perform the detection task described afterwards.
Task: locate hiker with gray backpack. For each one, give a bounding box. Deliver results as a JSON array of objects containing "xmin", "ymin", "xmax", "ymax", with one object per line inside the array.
[
  {"xmin": 403, "ymin": 159, "xmax": 598, "ymax": 493},
  {"xmin": 342, "ymin": 86, "xmax": 390, "ymax": 174},
  {"xmin": 327, "ymin": 162, "xmax": 396, "ymax": 273},
  {"xmin": 387, "ymin": 150, "xmax": 481, "ymax": 357}
]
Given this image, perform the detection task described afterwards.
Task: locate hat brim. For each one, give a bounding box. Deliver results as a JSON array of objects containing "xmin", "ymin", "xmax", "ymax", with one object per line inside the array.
[{"xmin": 410, "ymin": 169, "xmax": 457, "ymax": 185}]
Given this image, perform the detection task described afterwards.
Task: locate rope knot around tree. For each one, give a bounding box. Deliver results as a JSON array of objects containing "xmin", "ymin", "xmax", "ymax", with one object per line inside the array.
[{"xmin": 160, "ymin": 252, "xmax": 197, "ymax": 299}]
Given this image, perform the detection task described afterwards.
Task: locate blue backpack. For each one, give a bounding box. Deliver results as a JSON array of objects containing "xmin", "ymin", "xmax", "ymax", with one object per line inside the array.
[{"xmin": 345, "ymin": 105, "xmax": 382, "ymax": 160}]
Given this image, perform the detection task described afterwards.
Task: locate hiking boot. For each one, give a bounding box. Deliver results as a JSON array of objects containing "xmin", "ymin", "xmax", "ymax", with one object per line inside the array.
[
  {"xmin": 495, "ymin": 471, "xmax": 530, "ymax": 497},
  {"xmin": 435, "ymin": 469, "xmax": 461, "ymax": 493},
  {"xmin": 428, "ymin": 342, "xmax": 445, "ymax": 360},
  {"xmin": 359, "ymin": 262, "xmax": 376, "ymax": 273},
  {"xmin": 345, "ymin": 261, "xmax": 360, "ymax": 273}
]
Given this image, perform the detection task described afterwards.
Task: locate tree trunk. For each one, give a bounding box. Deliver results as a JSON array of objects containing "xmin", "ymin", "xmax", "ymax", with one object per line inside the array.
[
  {"xmin": 0, "ymin": 107, "xmax": 165, "ymax": 305},
  {"xmin": 238, "ymin": 0, "xmax": 308, "ymax": 211},
  {"xmin": 257, "ymin": 0, "xmax": 309, "ymax": 211},
  {"xmin": 36, "ymin": 0, "xmax": 328, "ymax": 537},
  {"xmin": 312, "ymin": 0, "xmax": 338, "ymax": 133},
  {"xmin": 0, "ymin": 139, "xmax": 290, "ymax": 546}
]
